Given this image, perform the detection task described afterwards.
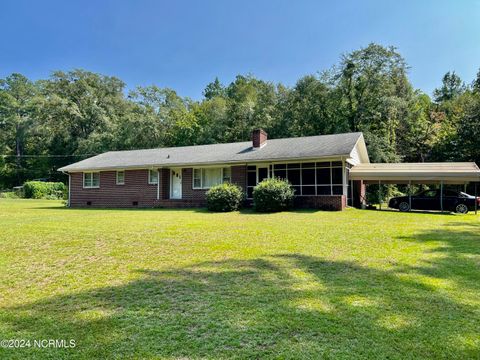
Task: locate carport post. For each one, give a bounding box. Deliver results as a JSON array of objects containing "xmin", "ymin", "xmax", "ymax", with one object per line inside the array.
[
  {"xmin": 440, "ymin": 181, "xmax": 444, "ymax": 212},
  {"xmin": 475, "ymin": 182, "xmax": 478, "ymax": 215},
  {"xmin": 408, "ymin": 180, "xmax": 412, "ymax": 210},
  {"xmin": 350, "ymin": 180, "xmax": 354, "ymax": 207},
  {"xmin": 378, "ymin": 180, "xmax": 382, "ymax": 210}
]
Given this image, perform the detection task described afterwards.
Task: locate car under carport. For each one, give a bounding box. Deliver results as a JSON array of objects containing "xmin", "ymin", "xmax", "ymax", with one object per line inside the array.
[{"xmin": 349, "ymin": 162, "xmax": 480, "ymax": 214}]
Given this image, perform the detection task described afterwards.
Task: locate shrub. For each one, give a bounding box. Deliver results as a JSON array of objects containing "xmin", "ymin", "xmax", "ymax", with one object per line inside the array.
[
  {"xmin": 206, "ymin": 183, "xmax": 244, "ymax": 212},
  {"xmin": 23, "ymin": 181, "xmax": 67, "ymax": 200},
  {"xmin": 0, "ymin": 191, "xmax": 19, "ymax": 199},
  {"xmin": 253, "ymin": 178, "xmax": 295, "ymax": 212}
]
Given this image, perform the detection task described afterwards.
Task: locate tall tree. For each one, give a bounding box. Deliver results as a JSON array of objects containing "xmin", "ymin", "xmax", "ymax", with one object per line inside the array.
[
  {"xmin": 332, "ymin": 43, "xmax": 413, "ymax": 162},
  {"xmin": 433, "ymin": 71, "xmax": 465, "ymax": 103},
  {"xmin": 203, "ymin": 77, "xmax": 226, "ymax": 99},
  {"xmin": 0, "ymin": 73, "xmax": 40, "ymax": 186}
]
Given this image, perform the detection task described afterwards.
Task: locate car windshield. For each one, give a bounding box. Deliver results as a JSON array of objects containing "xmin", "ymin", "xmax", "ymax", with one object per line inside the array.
[{"xmin": 458, "ymin": 192, "xmax": 470, "ymax": 198}]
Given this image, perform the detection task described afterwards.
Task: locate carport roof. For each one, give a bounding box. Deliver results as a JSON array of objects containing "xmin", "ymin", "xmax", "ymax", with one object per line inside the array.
[{"xmin": 349, "ymin": 162, "xmax": 480, "ymax": 184}]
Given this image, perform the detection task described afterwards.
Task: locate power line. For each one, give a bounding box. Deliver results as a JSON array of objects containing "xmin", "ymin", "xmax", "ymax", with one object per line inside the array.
[{"xmin": 1, "ymin": 154, "xmax": 97, "ymax": 158}]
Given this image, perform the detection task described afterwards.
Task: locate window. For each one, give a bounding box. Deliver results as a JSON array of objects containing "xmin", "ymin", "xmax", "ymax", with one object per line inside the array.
[
  {"xmin": 83, "ymin": 172, "xmax": 100, "ymax": 188},
  {"xmin": 223, "ymin": 167, "xmax": 231, "ymax": 183},
  {"xmin": 302, "ymin": 168, "xmax": 315, "ymax": 185},
  {"xmin": 316, "ymin": 168, "xmax": 330, "ymax": 184},
  {"xmin": 269, "ymin": 160, "xmax": 348, "ymax": 197},
  {"xmin": 288, "ymin": 169, "xmax": 301, "ymax": 185},
  {"xmin": 148, "ymin": 170, "xmax": 158, "ymax": 184},
  {"xmin": 116, "ymin": 171, "xmax": 125, "ymax": 185},
  {"xmin": 193, "ymin": 168, "xmax": 202, "ymax": 189},
  {"xmin": 192, "ymin": 167, "xmax": 232, "ymax": 189},
  {"xmin": 202, "ymin": 168, "xmax": 222, "ymax": 188},
  {"xmin": 332, "ymin": 167, "xmax": 343, "ymax": 184}
]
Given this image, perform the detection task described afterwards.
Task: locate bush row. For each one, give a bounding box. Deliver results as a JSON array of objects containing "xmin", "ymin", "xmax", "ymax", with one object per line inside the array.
[
  {"xmin": 206, "ymin": 178, "xmax": 295, "ymax": 213},
  {"xmin": 23, "ymin": 181, "xmax": 67, "ymax": 200}
]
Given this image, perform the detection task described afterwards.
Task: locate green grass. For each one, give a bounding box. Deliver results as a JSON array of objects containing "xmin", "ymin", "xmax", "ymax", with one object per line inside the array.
[{"xmin": 0, "ymin": 199, "xmax": 479, "ymax": 359}]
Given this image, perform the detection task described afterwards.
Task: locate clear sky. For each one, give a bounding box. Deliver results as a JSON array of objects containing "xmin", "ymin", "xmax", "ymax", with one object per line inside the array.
[{"xmin": 1, "ymin": 0, "xmax": 479, "ymax": 99}]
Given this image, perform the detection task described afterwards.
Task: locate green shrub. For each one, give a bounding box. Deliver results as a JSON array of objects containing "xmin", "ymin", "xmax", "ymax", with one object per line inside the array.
[
  {"xmin": 0, "ymin": 191, "xmax": 19, "ymax": 199},
  {"xmin": 253, "ymin": 178, "xmax": 295, "ymax": 212},
  {"xmin": 23, "ymin": 181, "xmax": 67, "ymax": 200},
  {"xmin": 206, "ymin": 183, "xmax": 244, "ymax": 212}
]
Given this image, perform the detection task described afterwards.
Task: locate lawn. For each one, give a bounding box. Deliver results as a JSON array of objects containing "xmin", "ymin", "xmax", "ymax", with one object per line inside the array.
[{"xmin": 0, "ymin": 199, "xmax": 479, "ymax": 359}]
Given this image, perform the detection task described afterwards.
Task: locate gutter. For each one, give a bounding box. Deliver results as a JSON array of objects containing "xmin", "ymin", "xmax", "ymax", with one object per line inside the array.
[{"xmin": 57, "ymin": 154, "xmax": 353, "ymax": 173}]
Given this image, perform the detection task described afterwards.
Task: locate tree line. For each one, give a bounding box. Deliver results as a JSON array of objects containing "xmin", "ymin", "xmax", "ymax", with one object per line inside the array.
[{"xmin": 1, "ymin": 43, "xmax": 479, "ymax": 189}]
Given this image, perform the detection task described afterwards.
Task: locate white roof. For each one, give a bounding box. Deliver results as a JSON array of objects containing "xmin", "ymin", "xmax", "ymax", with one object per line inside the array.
[{"xmin": 350, "ymin": 162, "xmax": 480, "ymax": 184}]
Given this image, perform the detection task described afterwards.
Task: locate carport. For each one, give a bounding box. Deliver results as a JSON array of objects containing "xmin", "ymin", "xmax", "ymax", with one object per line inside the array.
[{"xmin": 349, "ymin": 162, "xmax": 480, "ymax": 214}]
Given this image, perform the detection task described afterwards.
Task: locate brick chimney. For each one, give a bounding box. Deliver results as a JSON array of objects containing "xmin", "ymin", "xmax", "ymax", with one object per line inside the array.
[{"xmin": 252, "ymin": 129, "xmax": 267, "ymax": 148}]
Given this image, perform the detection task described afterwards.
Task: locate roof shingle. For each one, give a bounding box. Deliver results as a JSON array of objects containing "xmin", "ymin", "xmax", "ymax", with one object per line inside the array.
[{"xmin": 59, "ymin": 132, "xmax": 363, "ymax": 172}]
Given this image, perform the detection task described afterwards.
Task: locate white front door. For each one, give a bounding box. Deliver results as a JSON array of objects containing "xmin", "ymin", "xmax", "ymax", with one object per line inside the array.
[{"xmin": 170, "ymin": 168, "xmax": 182, "ymax": 199}]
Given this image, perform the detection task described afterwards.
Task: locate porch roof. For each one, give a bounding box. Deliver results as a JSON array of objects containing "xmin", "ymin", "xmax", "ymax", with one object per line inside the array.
[{"xmin": 349, "ymin": 162, "xmax": 480, "ymax": 184}]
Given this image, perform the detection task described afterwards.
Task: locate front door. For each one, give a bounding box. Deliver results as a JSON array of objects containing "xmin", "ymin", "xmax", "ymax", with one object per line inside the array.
[{"xmin": 170, "ymin": 168, "xmax": 182, "ymax": 199}]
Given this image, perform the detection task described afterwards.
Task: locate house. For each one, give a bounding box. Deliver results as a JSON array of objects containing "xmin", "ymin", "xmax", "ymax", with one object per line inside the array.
[{"xmin": 58, "ymin": 129, "xmax": 371, "ymax": 210}]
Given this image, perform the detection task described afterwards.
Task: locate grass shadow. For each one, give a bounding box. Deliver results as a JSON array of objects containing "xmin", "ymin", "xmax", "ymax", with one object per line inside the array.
[
  {"xmin": 1, "ymin": 254, "xmax": 478, "ymax": 359},
  {"xmin": 396, "ymin": 221, "xmax": 480, "ymax": 292}
]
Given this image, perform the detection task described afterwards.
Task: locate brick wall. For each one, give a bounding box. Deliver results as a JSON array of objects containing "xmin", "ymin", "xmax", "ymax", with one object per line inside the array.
[
  {"xmin": 70, "ymin": 170, "xmax": 158, "ymax": 208},
  {"xmin": 231, "ymin": 165, "xmax": 247, "ymax": 191},
  {"xmin": 352, "ymin": 180, "xmax": 366, "ymax": 208},
  {"xmin": 294, "ymin": 195, "xmax": 346, "ymax": 211},
  {"xmin": 69, "ymin": 166, "xmax": 347, "ymax": 211}
]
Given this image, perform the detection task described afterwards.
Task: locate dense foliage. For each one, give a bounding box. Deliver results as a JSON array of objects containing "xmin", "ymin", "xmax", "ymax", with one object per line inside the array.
[
  {"xmin": 205, "ymin": 183, "xmax": 244, "ymax": 212},
  {"xmin": 1, "ymin": 43, "xmax": 479, "ymax": 189},
  {"xmin": 253, "ymin": 178, "xmax": 295, "ymax": 212},
  {"xmin": 23, "ymin": 181, "xmax": 67, "ymax": 199}
]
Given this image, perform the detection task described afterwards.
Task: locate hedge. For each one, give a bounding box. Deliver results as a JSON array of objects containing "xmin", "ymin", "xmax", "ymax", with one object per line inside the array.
[{"xmin": 23, "ymin": 181, "xmax": 67, "ymax": 200}]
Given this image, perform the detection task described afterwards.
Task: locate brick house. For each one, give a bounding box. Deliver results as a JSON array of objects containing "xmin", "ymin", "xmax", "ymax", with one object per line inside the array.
[{"xmin": 59, "ymin": 130, "xmax": 369, "ymax": 210}]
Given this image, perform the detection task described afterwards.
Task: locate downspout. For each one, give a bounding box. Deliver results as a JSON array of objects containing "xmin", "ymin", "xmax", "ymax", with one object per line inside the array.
[
  {"xmin": 475, "ymin": 182, "xmax": 478, "ymax": 215},
  {"xmin": 378, "ymin": 180, "xmax": 382, "ymax": 211},
  {"xmin": 157, "ymin": 169, "xmax": 160, "ymax": 200},
  {"xmin": 408, "ymin": 180, "xmax": 412, "ymax": 211},
  {"xmin": 68, "ymin": 173, "xmax": 71, "ymax": 207},
  {"xmin": 61, "ymin": 170, "xmax": 70, "ymax": 207},
  {"xmin": 440, "ymin": 181, "xmax": 444, "ymax": 212}
]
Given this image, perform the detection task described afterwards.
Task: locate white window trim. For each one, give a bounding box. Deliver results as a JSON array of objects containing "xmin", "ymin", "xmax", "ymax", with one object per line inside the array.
[
  {"xmin": 83, "ymin": 172, "xmax": 100, "ymax": 189},
  {"xmin": 192, "ymin": 167, "xmax": 231, "ymax": 189},
  {"xmin": 116, "ymin": 170, "xmax": 125, "ymax": 185},
  {"xmin": 148, "ymin": 169, "xmax": 159, "ymax": 185}
]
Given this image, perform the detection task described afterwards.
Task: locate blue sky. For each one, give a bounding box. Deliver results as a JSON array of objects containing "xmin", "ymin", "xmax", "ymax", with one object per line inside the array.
[{"xmin": 1, "ymin": 0, "xmax": 479, "ymax": 99}]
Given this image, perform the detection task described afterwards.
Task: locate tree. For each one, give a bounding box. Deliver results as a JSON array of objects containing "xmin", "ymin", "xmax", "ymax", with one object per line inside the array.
[
  {"xmin": 397, "ymin": 92, "xmax": 441, "ymax": 162},
  {"xmin": 472, "ymin": 68, "xmax": 480, "ymax": 94},
  {"xmin": 0, "ymin": 73, "xmax": 40, "ymax": 187},
  {"xmin": 223, "ymin": 75, "xmax": 279, "ymax": 142},
  {"xmin": 433, "ymin": 71, "xmax": 465, "ymax": 103},
  {"xmin": 37, "ymin": 70, "xmax": 129, "ymax": 166},
  {"xmin": 332, "ymin": 43, "xmax": 413, "ymax": 162},
  {"xmin": 128, "ymin": 85, "xmax": 199, "ymax": 147},
  {"xmin": 274, "ymin": 75, "xmax": 341, "ymax": 138},
  {"xmin": 203, "ymin": 77, "xmax": 225, "ymax": 99},
  {"xmin": 456, "ymin": 92, "xmax": 480, "ymax": 164}
]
